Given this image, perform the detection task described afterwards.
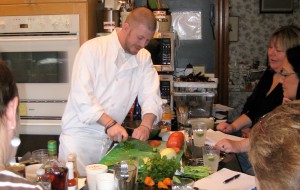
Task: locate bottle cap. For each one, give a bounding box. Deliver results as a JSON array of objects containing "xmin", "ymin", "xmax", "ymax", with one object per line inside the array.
[
  {"xmin": 48, "ymin": 140, "xmax": 57, "ymax": 155},
  {"xmin": 67, "ymin": 152, "xmax": 77, "ymax": 162}
]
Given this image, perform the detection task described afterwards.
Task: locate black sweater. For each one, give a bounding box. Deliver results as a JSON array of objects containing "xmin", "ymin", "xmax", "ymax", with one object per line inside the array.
[{"xmin": 242, "ymin": 68, "xmax": 283, "ymax": 126}]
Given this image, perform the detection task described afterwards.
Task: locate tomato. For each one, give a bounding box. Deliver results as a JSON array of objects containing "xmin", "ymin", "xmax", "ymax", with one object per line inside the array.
[
  {"xmin": 148, "ymin": 140, "xmax": 161, "ymax": 147},
  {"xmin": 166, "ymin": 132, "xmax": 184, "ymax": 149}
]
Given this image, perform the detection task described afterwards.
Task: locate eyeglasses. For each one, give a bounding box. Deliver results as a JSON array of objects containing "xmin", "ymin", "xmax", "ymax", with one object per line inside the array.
[{"xmin": 279, "ymin": 71, "xmax": 298, "ymax": 78}]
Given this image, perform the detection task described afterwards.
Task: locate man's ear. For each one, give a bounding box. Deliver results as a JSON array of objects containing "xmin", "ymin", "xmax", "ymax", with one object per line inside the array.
[
  {"xmin": 122, "ymin": 22, "xmax": 130, "ymax": 32},
  {"xmin": 5, "ymin": 96, "xmax": 18, "ymax": 129}
]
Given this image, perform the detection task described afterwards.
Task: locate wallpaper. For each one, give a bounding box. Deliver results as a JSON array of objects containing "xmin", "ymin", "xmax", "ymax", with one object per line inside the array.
[{"xmin": 228, "ymin": 0, "xmax": 300, "ymax": 120}]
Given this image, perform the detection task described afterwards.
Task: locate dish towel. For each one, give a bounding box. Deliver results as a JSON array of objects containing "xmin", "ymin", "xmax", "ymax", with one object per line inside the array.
[{"xmin": 194, "ymin": 168, "xmax": 256, "ymax": 190}]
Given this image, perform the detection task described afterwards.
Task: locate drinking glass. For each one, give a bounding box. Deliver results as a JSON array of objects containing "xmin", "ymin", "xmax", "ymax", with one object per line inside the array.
[
  {"xmin": 114, "ymin": 161, "xmax": 137, "ymax": 190},
  {"xmin": 192, "ymin": 122, "xmax": 207, "ymax": 147},
  {"xmin": 202, "ymin": 145, "xmax": 220, "ymax": 173},
  {"xmin": 32, "ymin": 149, "xmax": 48, "ymax": 164},
  {"xmin": 172, "ymin": 178, "xmax": 194, "ymax": 190}
]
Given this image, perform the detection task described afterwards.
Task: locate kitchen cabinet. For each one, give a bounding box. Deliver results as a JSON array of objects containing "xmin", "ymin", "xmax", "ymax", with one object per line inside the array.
[
  {"xmin": 0, "ymin": 0, "xmax": 87, "ymax": 5},
  {"xmin": 0, "ymin": 0, "xmax": 98, "ymax": 45}
]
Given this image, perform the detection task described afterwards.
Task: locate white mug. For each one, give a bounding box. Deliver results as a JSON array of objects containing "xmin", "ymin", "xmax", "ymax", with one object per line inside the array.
[
  {"xmin": 85, "ymin": 164, "xmax": 108, "ymax": 190},
  {"xmin": 96, "ymin": 173, "xmax": 116, "ymax": 190}
]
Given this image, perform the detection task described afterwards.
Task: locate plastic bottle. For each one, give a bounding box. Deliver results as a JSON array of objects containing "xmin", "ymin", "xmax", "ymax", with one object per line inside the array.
[
  {"xmin": 41, "ymin": 140, "xmax": 68, "ymax": 190},
  {"xmin": 67, "ymin": 153, "xmax": 79, "ymax": 186},
  {"xmin": 36, "ymin": 168, "xmax": 51, "ymax": 190},
  {"xmin": 66, "ymin": 162, "xmax": 77, "ymax": 190},
  {"xmin": 161, "ymin": 99, "xmax": 172, "ymax": 129}
]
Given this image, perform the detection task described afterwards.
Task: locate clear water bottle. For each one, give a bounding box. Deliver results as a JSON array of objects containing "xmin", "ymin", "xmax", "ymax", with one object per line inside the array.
[{"xmin": 36, "ymin": 168, "xmax": 51, "ymax": 190}]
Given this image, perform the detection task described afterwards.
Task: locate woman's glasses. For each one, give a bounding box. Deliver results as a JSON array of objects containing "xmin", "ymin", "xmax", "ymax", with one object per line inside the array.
[{"xmin": 279, "ymin": 70, "xmax": 298, "ymax": 78}]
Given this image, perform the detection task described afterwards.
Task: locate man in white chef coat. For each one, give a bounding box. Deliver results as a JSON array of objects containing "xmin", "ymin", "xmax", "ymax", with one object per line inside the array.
[{"xmin": 58, "ymin": 7, "xmax": 162, "ymax": 176}]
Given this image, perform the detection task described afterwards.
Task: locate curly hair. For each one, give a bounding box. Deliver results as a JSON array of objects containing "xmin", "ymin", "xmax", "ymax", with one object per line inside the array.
[{"xmin": 249, "ymin": 100, "xmax": 300, "ymax": 190}]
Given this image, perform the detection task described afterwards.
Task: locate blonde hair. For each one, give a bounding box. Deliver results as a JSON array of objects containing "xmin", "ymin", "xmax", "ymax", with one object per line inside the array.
[
  {"xmin": 269, "ymin": 25, "xmax": 300, "ymax": 51},
  {"xmin": 249, "ymin": 100, "xmax": 300, "ymax": 190},
  {"xmin": 125, "ymin": 7, "xmax": 157, "ymax": 32}
]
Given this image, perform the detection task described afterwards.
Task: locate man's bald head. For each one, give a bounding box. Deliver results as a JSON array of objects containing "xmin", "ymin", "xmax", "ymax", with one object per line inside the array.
[{"xmin": 125, "ymin": 7, "xmax": 157, "ymax": 32}]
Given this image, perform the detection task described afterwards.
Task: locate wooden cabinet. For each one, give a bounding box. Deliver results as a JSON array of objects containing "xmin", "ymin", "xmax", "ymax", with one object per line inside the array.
[
  {"xmin": 0, "ymin": 0, "xmax": 87, "ymax": 5},
  {"xmin": 0, "ymin": 0, "xmax": 98, "ymax": 45}
]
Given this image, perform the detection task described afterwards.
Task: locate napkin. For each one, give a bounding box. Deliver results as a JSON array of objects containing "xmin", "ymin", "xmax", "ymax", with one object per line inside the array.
[
  {"xmin": 194, "ymin": 168, "xmax": 256, "ymax": 190},
  {"xmin": 205, "ymin": 129, "xmax": 245, "ymax": 146}
]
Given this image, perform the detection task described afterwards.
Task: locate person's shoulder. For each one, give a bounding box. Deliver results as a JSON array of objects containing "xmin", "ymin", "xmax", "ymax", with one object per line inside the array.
[{"xmin": 0, "ymin": 170, "xmax": 43, "ymax": 190}]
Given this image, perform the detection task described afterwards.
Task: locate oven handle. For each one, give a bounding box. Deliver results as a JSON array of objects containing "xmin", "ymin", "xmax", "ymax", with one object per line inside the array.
[{"xmin": 0, "ymin": 36, "xmax": 79, "ymax": 42}]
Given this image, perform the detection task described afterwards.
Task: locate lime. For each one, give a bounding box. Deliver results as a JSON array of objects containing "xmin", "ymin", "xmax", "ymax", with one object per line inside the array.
[
  {"xmin": 196, "ymin": 131, "xmax": 204, "ymax": 137},
  {"xmin": 172, "ymin": 175, "xmax": 182, "ymax": 184},
  {"xmin": 208, "ymin": 155, "xmax": 215, "ymax": 162}
]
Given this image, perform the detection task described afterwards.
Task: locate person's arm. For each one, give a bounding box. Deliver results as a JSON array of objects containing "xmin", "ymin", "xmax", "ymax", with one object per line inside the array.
[
  {"xmin": 216, "ymin": 138, "xmax": 250, "ymax": 153},
  {"xmin": 97, "ymin": 113, "xmax": 128, "ymax": 142},
  {"xmin": 132, "ymin": 113, "xmax": 157, "ymax": 141},
  {"xmin": 216, "ymin": 114, "xmax": 252, "ymax": 133}
]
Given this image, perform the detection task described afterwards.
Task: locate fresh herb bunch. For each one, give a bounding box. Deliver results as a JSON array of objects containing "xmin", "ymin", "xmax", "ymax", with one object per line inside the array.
[
  {"xmin": 118, "ymin": 139, "xmax": 153, "ymax": 152},
  {"xmin": 138, "ymin": 153, "xmax": 181, "ymax": 183},
  {"xmin": 181, "ymin": 165, "xmax": 211, "ymax": 180}
]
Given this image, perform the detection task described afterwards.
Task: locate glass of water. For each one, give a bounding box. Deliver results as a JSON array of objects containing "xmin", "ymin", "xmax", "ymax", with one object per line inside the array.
[
  {"xmin": 192, "ymin": 122, "xmax": 207, "ymax": 147},
  {"xmin": 202, "ymin": 145, "xmax": 220, "ymax": 173},
  {"xmin": 172, "ymin": 178, "xmax": 194, "ymax": 190}
]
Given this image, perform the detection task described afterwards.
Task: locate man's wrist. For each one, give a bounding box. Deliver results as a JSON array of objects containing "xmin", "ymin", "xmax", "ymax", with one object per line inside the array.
[
  {"xmin": 140, "ymin": 124, "xmax": 152, "ymax": 132},
  {"xmin": 105, "ymin": 120, "xmax": 117, "ymax": 134}
]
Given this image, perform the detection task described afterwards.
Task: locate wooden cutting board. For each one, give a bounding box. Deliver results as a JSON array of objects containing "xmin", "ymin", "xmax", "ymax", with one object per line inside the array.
[{"xmin": 99, "ymin": 138, "xmax": 183, "ymax": 172}]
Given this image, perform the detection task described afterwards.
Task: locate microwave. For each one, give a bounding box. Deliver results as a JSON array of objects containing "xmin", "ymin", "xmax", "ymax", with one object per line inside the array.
[{"xmin": 145, "ymin": 32, "xmax": 175, "ymax": 72}]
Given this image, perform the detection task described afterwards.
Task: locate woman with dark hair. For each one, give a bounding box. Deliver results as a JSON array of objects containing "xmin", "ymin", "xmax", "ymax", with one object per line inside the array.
[
  {"xmin": 280, "ymin": 45, "xmax": 300, "ymax": 104},
  {"xmin": 0, "ymin": 60, "xmax": 44, "ymax": 190}
]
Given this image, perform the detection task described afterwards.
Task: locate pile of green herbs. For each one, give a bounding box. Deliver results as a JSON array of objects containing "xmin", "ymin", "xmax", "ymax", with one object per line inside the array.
[{"xmin": 138, "ymin": 153, "xmax": 181, "ymax": 183}]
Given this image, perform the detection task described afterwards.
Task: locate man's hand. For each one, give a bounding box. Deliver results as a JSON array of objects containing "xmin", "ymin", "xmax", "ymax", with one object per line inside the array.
[
  {"xmin": 216, "ymin": 122, "xmax": 236, "ymax": 134},
  {"xmin": 132, "ymin": 125, "xmax": 151, "ymax": 141},
  {"xmin": 106, "ymin": 123, "xmax": 128, "ymax": 142}
]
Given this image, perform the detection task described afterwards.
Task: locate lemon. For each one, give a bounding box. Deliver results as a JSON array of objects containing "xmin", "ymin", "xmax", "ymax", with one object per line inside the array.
[
  {"xmin": 172, "ymin": 175, "xmax": 182, "ymax": 183},
  {"xmin": 208, "ymin": 155, "xmax": 215, "ymax": 162},
  {"xmin": 196, "ymin": 131, "xmax": 204, "ymax": 137}
]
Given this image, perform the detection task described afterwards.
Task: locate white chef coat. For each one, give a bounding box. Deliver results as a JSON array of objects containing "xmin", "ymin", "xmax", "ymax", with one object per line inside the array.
[{"xmin": 59, "ymin": 29, "xmax": 162, "ymax": 176}]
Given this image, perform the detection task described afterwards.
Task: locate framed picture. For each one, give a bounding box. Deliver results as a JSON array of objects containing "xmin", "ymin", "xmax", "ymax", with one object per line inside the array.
[
  {"xmin": 260, "ymin": 0, "xmax": 293, "ymax": 13},
  {"xmin": 229, "ymin": 16, "xmax": 239, "ymax": 42}
]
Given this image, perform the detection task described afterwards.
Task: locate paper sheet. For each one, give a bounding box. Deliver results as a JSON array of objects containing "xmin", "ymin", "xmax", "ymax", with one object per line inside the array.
[
  {"xmin": 205, "ymin": 129, "xmax": 245, "ymax": 146},
  {"xmin": 194, "ymin": 168, "xmax": 256, "ymax": 190}
]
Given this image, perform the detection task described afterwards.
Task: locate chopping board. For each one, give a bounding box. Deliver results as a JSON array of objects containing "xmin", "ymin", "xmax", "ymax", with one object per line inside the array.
[{"xmin": 99, "ymin": 138, "xmax": 183, "ymax": 172}]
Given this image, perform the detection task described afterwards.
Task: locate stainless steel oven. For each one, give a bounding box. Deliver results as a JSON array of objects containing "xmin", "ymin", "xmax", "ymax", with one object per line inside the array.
[
  {"xmin": 159, "ymin": 74, "xmax": 173, "ymax": 110},
  {"xmin": 0, "ymin": 14, "xmax": 80, "ymax": 133}
]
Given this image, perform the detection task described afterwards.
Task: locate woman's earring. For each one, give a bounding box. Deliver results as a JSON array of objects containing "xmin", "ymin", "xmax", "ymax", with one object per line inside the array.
[{"xmin": 11, "ymin": 136, "xmax": 21, "ymax": 147}]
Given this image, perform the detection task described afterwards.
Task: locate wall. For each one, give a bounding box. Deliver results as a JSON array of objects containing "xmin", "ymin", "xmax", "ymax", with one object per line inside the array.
[
  {"xmin": 136, "ymin": 0, "xmax": 215, "ymax": 73},
  {"xmin": 228, "ymin": 0, "xmax": 300, "ymax": 120}
]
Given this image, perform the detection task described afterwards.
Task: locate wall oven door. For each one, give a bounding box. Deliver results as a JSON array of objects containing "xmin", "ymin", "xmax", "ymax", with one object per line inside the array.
[{"xmin": 0, "ymin": 14, "xmax": 80, "ymax": 134}]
